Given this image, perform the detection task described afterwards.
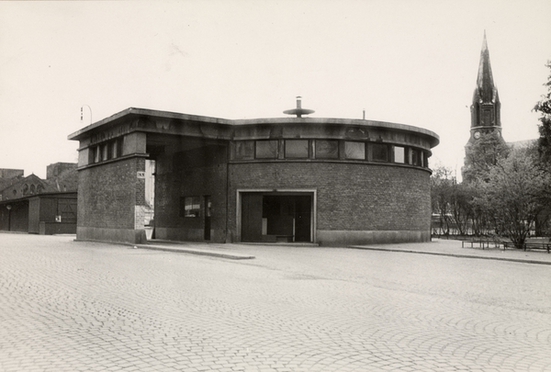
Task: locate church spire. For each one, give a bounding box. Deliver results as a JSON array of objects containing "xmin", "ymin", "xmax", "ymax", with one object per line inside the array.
[
  {"xmin": 476, "ymin": 31, "xmax": 497, "ymax": 103},
  {"xmin": 463, "ymin": 32, "xmax": 506, "ymax": 183},
  {"xmin": 470, "ymin": 31, "xmax": 501, "ymax": 131}
]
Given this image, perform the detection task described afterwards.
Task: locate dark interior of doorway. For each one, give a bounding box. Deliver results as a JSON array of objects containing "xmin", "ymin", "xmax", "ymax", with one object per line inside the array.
[{"xmin": 241, "ymin": 193, "xmax": 312, "ymax": 243}]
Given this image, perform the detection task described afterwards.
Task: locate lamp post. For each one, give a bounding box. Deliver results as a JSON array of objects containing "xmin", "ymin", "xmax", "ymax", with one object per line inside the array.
[
  {"xmin": 6, "ymin": 205, "xmax": 11, "ymax": 231},
  {"xmin": 80, "ymin": 105, "xmax": 93, "ymax": 125}
]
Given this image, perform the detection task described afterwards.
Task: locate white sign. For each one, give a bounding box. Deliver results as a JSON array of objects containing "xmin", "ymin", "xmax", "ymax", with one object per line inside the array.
[{"xmin": 137, "ymin": 171, "xmax": 146, "ymax": 179}]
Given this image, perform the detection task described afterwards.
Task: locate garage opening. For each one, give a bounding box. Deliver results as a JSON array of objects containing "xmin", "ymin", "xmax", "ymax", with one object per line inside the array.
[{"xmin": 241, "ymin": 192, "xmax": 313, "ymax": 243}]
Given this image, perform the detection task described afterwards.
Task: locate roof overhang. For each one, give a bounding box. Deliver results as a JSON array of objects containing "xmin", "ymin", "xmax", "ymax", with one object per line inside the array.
[{"xmin": 68, "ymin": 107, "xmax": 440, "ymax": 148}]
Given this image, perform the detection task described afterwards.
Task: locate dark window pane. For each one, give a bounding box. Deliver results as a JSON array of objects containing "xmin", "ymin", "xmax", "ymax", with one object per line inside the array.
[
  {"xmin": 315, "ymin": 140, "xmax": 339, "ymax": 159},
  {"xmin": 255, "ymin": 140, "xmax": 278, "ymax": 159},
  {"xmin": 102, "ymin": 144, "xmax": 109, "ymax": 161},
  {"xmin": 94, "ymin": 146, "xmax": 101, "ymax": 163},
  {"xmin": 411, "ymin": 148, "xmax": 422, "ymax": 166},
  {"xmin": 235, "ymin": 141, "xmax": 254, "ymax": 160},
  {"xmin": 117, "ymin": 138, "xmax": 124, "ymax": 157},
  {"xmin": 89, "ymin": 147, "xmax": 97, "ymax": 164},
  {"xmin": 372, "ymin": 143, "xmax": 389, "ymax": 162},
  {"xmin": 285, "ymin": 140, "xmax": 309, "ymax": 158},
  {"xmin": 180, "ymin": 196, "xmax": 201, "ymax": 218},
  {"xmin": 345, "ymin": 141, "xmax": 365, "ymax": 160}
]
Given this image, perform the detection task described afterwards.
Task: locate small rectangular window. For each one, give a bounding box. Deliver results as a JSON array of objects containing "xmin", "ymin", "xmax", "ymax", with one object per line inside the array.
[
  {"xmin": 89, "ymin": 146, "xmax": 97, "ymax": 164},
  {"xmin": 411, "ymin": 148, "xmax": 422, "ymax": 166},
  {"xmin": 111, "ymin": 141, "xmax": 118, "ymax": 158},
  {"xmin": 394, "ymin": 146, "xmax": 405, "ymax": 163},
  {"xmin": 101, "ymin": 143, "xmax": 109, "ymax": 161},
  {"xmin": 111, "ymin": 139, "xmax": 123, "ymax": 158},
  {"xmin": 235, "ymin": 141, "xmax": 254, "ymax": 160},
  {"xmin": 372, "ymin": 143, "xmax": 389, "ymax": 162},
  {"xmin": 255, "ymin": 140, "xmax": 278, "ymax": 159},
  {"xmin": 94, "ymin": 146, "xmax": 101, "ymax": 163},
  {"xmin": 345, "ymin": 141, "xmax": 365, "ymax": 160},
  {"xmin": 180, "ymin": 196, "xmax": 201, "ymax": 218},
  {"xmin": 117, "ymin": 138, "xmax": 124, "ymax": 157},
  {"xmin": 285, "ymin": 140, "xmax": 309, "ymax": 158},
  {"xmin": 315, "ymin": 140, "xmax": 339, "ymax": 159}
]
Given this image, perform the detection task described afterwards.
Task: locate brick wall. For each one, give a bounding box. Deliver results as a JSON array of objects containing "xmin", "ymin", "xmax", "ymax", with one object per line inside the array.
[
  {"xmin": 228, "ymin": 161, "xmax": 431, "ymax": 240},
  {"xmin": 153, "ymin": 143, "xmax": 228, "ymax": 242},
  {"xmin": 77, "ymin": 157, "xmax": 145, "ymax": 230}
]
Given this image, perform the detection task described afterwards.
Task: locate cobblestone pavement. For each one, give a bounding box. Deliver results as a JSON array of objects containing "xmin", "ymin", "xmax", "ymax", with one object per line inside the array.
[{"xmin": 1, "ymin": 234, "xmax": 550, "ymax": 371}]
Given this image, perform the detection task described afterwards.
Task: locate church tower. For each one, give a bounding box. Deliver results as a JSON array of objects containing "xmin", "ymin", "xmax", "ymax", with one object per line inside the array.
[
  {"xmin": 463, "ymin": 32, "xmax": 507, "ymax": 183},
  {"xmin": 468, "ymin": 32, "xmax": 503, "ymax": 144}
]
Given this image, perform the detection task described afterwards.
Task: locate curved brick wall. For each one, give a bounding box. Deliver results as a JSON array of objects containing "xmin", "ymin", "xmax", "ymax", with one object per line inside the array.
[{"xmin": 228, "ymin": 161, "xmax": 431, "ymax": 245}]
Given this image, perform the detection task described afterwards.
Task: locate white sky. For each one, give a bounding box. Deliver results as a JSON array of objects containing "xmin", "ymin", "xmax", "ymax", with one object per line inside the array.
[{"xmin": 1, "ymin": 0, "xmax": 550, "ymax": 178}]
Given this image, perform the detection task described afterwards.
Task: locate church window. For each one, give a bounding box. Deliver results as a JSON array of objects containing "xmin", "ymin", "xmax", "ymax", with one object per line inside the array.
[{"xmin": 482, "ymin": 109, "xmax": 492, "ymax": 126}]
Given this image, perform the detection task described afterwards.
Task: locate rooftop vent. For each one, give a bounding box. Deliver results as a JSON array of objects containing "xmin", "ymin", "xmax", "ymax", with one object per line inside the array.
[{"xmin": 283, "ymin": 96, "xmax": 315, "ymax": 118}]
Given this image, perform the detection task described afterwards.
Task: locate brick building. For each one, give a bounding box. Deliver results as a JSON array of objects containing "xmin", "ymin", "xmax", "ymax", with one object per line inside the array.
[
  {"xmin": 0, "ymin": 164, "xmax": 77, "ymax": 234},
  {"xmin": 68, "ymin": 100, "xmax": 439, "ymax": 246}
]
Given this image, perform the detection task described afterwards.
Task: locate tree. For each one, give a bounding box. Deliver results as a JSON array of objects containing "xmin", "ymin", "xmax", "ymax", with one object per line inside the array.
[
  {"xmin": 430, "ymin": 167, "xmax": 480, "ymax": 236},
  {"xmin": 448, "ymin": 182, "xmax": 475, "ymax": 236},
  {"xmin": 430, "ymin": 166, "xmax": 455, "ymax": 235},
  {"xmin": 534, "ymin": 61, "xmax": 551, "ymax": 235},
  {"xmin": 478, "ymin": 147, "xmax": 551, "ymax": 248},
  {"xmin": 535, "ymin": 61, "xmax": 551, "ymax": 165}
]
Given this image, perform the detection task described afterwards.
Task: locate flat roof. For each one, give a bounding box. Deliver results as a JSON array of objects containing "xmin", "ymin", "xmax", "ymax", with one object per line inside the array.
[{"xmin": 68, "ymin": 107, "xmax": 439, "ymax": 147}]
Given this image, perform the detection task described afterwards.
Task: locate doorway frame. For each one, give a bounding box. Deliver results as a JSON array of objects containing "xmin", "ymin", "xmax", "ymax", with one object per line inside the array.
[{"xmin": 236, "ymin": 189, "xmax": 317, "ymax": 243}]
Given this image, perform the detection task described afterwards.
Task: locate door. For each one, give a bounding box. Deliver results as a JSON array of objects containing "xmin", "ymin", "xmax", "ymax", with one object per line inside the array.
[
  {"xmin": 204, "ymin": 196, "xmax": 211, "ymax": 240},
  {"xmin": 294, "ymin": 195, "xmax": 312, "ymax": 242},
  {"xmin": 241, "ymin": 193, "xmax": 263, "ymax": 242}
]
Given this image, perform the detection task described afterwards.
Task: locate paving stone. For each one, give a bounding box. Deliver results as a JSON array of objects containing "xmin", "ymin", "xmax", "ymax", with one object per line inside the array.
[{"xmin": 1, "ymin": 234, "xmax": 550, "ymax": 371}]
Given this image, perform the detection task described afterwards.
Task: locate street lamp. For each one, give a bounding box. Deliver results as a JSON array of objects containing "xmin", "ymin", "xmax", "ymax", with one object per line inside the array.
[
  {"xmin": 6, "ymin": 205, "xmax": 11, "ymax": 231},
  {"xmin": 80, "ymin": 105, "xmax": 92, "ymax": 125}
]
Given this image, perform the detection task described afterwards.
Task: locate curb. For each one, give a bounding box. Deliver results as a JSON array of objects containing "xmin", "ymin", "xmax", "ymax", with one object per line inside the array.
[
  {"xmin": 135, "ymin": 244, "xmax": 256, "ymax": 260},
  {"xmin": 348, "ymin": 246, "xmax": 551, "ymax": 266}
]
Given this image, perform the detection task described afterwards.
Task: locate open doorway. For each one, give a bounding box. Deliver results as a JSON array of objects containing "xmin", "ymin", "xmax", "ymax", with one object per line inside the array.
[
  {"xmin": 144, "ymin": 159, "xmax": 155, "ymax": 239},
  {"xmin": 241, "ymin": 192, "xmax": 313, "ymax": 243}
]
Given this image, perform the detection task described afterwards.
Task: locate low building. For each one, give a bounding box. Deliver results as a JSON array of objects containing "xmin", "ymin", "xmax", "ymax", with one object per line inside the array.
[
  {"xmin": 68, "ymin": 101, "xmax": 439, "ymax": 246},
  {"xmin": 0, "ymin": 164, "xmax": 77, "ymax": 234}
]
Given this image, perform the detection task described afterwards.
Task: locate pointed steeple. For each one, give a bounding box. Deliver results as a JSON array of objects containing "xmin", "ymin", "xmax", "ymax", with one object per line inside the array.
[
  {"xmin": 470, "ymin": 32, "xmax": 501, "ymax": 131},
  {"xmin": 476, "ymin": 31, "xmax": 497, "ymax": 103},
  {"xmin": 464, "ymin": 32, "xmax": 506, "ymax": 182}
]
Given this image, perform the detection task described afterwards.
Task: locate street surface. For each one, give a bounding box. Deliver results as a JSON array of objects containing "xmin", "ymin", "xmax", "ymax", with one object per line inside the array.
[{"xmin": 1, "ymin": 234, "xmax": 550, "ymax": 371}]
